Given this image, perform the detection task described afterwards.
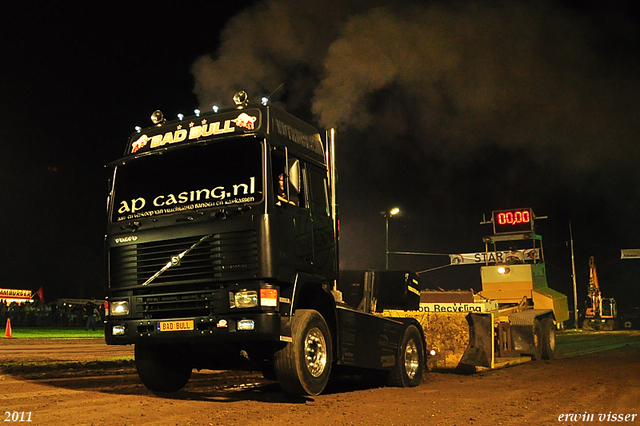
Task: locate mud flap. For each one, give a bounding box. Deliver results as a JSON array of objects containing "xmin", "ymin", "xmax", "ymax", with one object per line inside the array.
[{"xmin": 460, "ymin": 313, "xmax": 493, "ymax": 368}]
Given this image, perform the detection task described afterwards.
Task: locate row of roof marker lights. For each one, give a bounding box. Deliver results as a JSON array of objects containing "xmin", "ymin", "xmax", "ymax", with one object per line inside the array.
[{"xmin": 134, "ymin": 96, "xmax": 270, "ymax": 133}]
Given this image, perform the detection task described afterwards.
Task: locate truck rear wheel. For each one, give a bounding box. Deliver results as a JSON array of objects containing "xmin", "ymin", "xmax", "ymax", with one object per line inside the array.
[
  {"xmin": 541, "ymin": 317, "xmax": 556, "ymax": 360},
  {"xmin": 273, "ymin": 309, "xmax": 332, "ymax": 396},
  {"xmin": 387, "ymin": 325, "xmax": 424, "ymax": 387},
  {"xmin": 135, "ymin": 344, "xmax": 192, "ymax": 392}
]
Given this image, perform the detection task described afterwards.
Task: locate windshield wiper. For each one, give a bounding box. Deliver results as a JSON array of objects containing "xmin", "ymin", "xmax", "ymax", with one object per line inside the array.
[{"xmin": 141, "ymin": 234, "xmax": 213, "ymax": 286}]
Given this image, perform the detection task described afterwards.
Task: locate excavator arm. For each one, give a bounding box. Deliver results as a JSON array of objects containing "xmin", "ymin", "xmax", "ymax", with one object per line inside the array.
[{"xmin": 586, "ymin": 256, "xmax": 602, "ymax": 317}]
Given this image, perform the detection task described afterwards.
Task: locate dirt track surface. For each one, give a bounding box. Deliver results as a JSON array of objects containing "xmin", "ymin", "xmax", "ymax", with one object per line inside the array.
[{"xmin": 1, "ymin": 331, "xmax": 639, "ymax": 426}]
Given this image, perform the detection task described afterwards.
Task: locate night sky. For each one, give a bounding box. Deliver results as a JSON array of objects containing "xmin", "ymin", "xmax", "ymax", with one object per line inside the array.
[{"xmin": 2, "ymin": 1, "xmax": 640, "ymax": 316}]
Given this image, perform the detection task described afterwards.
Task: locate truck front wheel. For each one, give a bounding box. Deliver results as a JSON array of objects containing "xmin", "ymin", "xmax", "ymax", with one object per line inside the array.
[
  {"xmin": 387, "ymin": 325, "xmax": 424, "ymax": 387},
  {"xmin": 135, "ymin": 344, "xmax": 192, "ymax": 392},
  {"xmin": 273, "ymin": 309, "xmax": 332, "ymax": 396}
]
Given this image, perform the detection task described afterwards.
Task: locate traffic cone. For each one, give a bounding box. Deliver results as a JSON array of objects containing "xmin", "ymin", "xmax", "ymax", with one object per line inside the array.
[{"xmin": 4, "ymin": 318, "xmax": 12, "ymax": 339}]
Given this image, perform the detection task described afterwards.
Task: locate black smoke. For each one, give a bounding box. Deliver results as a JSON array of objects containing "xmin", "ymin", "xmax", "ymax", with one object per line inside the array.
[{"xmin": 191, "ymin": 0, "xmax": 640, "ymax": 308}]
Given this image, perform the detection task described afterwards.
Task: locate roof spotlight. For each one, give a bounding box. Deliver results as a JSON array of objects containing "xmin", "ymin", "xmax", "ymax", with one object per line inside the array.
[
  {"xmin": 194, "ymin": 109, "xmax": 201, "ymax": 117},
  {"xmin": 261, "ymin": 97, "xmax": 268, "ymax": 106},
  {"xmin": 212, "ymin": 105, "xmax": 219, "ymax": 113},
  {"xmin": 233, "ymin": 91, "xmax": 249, "ymax": 108},
  {"xmin": 177, "ymin": 113, "xmax": 184, "ymax": 120},
  {"xmin": 134, "ymin": 126, "xmax": 142, "ymax": 133},
  {"xmin": 150, "ymin": 110, "xmax": 165, "ymax": 125}
]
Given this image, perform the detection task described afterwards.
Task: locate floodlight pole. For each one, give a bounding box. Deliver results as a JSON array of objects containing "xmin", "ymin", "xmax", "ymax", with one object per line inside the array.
[
  {"xmin": 570, "ymin": 222, "xmax": 579, "ymax": 329},
  {"xmin": 385, "ymin": 216, "xmax": 390, "ymax": 270},
  {"xmin": 384, "ymin": 208, "xmax": 400, "ymax": 270}
]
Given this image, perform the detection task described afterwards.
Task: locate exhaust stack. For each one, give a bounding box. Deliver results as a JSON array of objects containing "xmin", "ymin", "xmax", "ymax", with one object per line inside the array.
[{"xmin": 326, "ymin": 128, "xmax": 341, "ymax": 296}]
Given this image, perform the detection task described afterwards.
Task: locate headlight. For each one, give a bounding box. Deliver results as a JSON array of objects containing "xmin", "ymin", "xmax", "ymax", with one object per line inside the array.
[
  {"xmin": 237, "ymin": 319, "xmax": 255, "ymax": 331},
  {"xmin": 233, "ymin": 290, "xmax": 258, "ymax": 308},
  {"xmin": 110, "ymin": 300, "xmax": 130, "ymax": 316},
  {"xmin": 112, "ymin": 325, "xmax": 126, "ymax": 336}
]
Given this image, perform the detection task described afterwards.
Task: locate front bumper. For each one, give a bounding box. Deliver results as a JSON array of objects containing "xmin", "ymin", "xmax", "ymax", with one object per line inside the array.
[{"xmin": 105, "ymin": 312, "xmax": 285, "ymax": 345}]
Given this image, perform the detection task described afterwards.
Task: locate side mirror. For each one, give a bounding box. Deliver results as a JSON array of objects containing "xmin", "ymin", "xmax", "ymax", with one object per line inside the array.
[{"xmin": 289, "ymin": 159, "xmax": 301, "ymax": 194}]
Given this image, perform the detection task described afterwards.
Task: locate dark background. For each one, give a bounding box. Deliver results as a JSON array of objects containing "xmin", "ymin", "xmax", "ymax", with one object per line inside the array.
[{"xmin": 2, "ymin": 1, "xmax": 640, "ymax": 319}]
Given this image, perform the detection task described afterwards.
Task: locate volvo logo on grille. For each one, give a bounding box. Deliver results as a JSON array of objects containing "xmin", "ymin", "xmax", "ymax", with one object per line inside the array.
[
  {"xmin": 222, "ymin": 263, "xmax": 248, "ymax": 270},
  {"xmin": 115, "ymin": 235, "xmax": 138, "ymax": 244}
]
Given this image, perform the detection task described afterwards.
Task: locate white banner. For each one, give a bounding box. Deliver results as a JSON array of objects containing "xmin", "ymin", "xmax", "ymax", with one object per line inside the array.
[{"xmin": 449, "ymin": 249, "xmax": 540, "ymax": 265}]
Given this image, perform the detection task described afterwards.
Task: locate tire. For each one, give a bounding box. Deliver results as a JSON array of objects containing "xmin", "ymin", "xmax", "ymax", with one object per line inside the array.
[
  {"xmin": 529, "ymin": 319, "xmax": 544, "ymax": 361},
  {"xmin": 135, "ymin": 344, "xmax": 192, "ymax": 392},
  {"xmin": 387, "ymin": 325, "xmax": 424, "ymax": 387},
  {"xmin": 540, "ymin": 317, "xmax": 556, "ymax": 360},
  {"xmin": 273, "ymin": 309, "xmax": 333, "ymax": 396}
]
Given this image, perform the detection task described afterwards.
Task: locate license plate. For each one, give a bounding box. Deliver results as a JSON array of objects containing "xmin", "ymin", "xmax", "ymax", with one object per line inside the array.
[{"xmin": 157, "ymin": 320, "xmax": 194, "ymax": 332}]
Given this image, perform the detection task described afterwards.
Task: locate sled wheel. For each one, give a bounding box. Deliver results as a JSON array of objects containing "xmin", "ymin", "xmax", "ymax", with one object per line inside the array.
[
  {"xmin": 387, "ymin": 325, "xmax": 424, "ymax": 387},
  {"xmin": 273, "ymin": 309, "xmax": 332, "ymax": 396},
  {"xmin": 529, "ymin": 319, "xmax": 544, "ymax": 361},
  {"xmin": 541, "ymin": 317, "xmax": 556, "ymax": 360},
  {"xmin": 135, "ymin": 344, "xmax": 192, "ymax": 392}
]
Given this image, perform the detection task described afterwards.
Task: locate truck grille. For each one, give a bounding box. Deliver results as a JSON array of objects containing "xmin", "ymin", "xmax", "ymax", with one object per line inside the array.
[
  {"xmin": 137, "ymin": 288, "xmax": 226, "ymax": 319},
  {"xmin": 110, "ymin": 230, "xmax": 258, "ymax": 290}
]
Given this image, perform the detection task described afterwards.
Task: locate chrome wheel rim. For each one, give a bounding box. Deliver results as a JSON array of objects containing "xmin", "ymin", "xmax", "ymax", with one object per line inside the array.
[
  {"xmin": 305, "ymin": 327, "xmax": 327, "ymax": 377},
  {"xmin": 404, "ymin": 339, "xmax": 420, "ymax": 380}
]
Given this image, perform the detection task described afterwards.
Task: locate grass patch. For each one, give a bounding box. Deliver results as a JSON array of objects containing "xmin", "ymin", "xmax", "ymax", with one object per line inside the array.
[{"xmin": 7, "ymin": 328, "xmax": 104, "ymax": 338}]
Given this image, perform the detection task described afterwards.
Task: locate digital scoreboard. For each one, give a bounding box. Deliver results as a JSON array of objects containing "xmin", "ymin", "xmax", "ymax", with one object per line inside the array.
[{"xmin": 492, "ymin": 208, "xmax": 534, "ymax": 234}]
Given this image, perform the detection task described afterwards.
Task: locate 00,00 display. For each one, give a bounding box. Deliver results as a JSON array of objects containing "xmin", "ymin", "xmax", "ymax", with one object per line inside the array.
[
  {"xmin": 493, "ymin": 209, "xmax": 533, "ymax": 234},
  {"xmin": 496, "ymin": 210, "xmax": 530, "ymax": 225}
]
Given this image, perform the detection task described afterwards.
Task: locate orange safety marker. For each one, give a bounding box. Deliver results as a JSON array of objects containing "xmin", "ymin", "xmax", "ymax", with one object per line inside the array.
[{"xmin": 4, "ymin": 318, "xmax": 12, "ymax": 339}]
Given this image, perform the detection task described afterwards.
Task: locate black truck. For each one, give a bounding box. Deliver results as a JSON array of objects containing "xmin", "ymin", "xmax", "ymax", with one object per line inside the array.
[{"xmin": 104, "ymin": 92, "xmax": 425, "ymax": 395}]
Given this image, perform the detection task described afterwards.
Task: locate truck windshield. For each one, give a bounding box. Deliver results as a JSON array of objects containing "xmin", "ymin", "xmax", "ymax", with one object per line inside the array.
[{"xmin": 111, "ymin": 138, "xmax": 263, "ymax": 223}]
